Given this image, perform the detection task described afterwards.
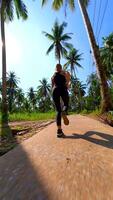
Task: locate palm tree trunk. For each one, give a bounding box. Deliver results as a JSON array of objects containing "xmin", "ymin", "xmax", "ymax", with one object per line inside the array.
[
  {"xmin": 1, "ymin": 13, "xmax": 8, "ymax": 126},
  {"xmin": 0, "ymin": 2, "xmax": 12, "ymax": 139},
  {"xmin": 58, "ymin": 53, "xmax": 60, "ymax": 64},
  {"xmin": 78, "ymin": 0, "xmax": 113, "ymax": 112}
]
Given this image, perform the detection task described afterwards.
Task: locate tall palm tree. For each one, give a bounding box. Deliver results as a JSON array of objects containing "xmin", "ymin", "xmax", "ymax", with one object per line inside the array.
[
  {"xmin": 63, "ymin": 47, "xmax": 83, "ymax": 77},
  {"xmin": 41, "ymin": 0, "xmax": 113, "ymax": 112},
  {"xmin": 15, "ymin": 88, "xmax": 25, "ymax": 111},
  {"xmin": 87, "ymin": 72, "xmax": 101, "ymax": 109},
  {"xmin": 37, "ymin": 78, "xmax": 51, "ymax": 99},
  {"xmin": 71, "ymin": 76, "xmax": 86, "ymax": 111},
  {"xmin": 100, "ymin": 33, "xmax": 113, "ymax": 79},
  {"xmin": 0, "ymin": 0, "xmax": 28, "ymax": 129},
  {"xmin": 37, "ymin": 78, "xmax": 52, "ymax": 112},
  {"xmin": 43, "ymin": 20, "xmax": 72, "ymax": 64},
  {"xmin": 7, "ymin": 71, "xmax": 19, "ymax": 113},
  {"xmin": 27, "ymin": 87, "xmax": 36, "ymax": 111},
  {"xmin": 70, "ymin": 76, "xmax": 86, "ymax": 111}
]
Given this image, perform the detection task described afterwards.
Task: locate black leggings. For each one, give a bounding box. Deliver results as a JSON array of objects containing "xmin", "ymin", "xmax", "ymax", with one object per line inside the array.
[{"xmin": 53, "ymin": 87, "xmax": 69, "ymax": 126}]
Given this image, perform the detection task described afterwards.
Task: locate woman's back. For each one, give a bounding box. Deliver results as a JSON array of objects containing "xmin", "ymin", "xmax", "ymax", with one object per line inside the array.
[{"xmin": 53, "ymin": 72, "xmax": 67, "ymax": 88}]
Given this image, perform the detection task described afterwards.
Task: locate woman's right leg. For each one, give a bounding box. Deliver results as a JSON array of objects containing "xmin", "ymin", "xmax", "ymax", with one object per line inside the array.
[
  {"xmin": 61, "ymin": 89, "xmax": 69, "ymax": 125},
  {"xmin": 53, "ymin": 88, "xmax": 61, "ymax": 127},
  {"xmin": 53, "ymin": 88, "xmax": 65, "ymax": 137}
]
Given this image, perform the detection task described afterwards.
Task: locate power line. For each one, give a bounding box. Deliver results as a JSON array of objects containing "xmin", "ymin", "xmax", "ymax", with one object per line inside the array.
[
  {"xmin": 97, "ymin": 0, "xmax": 109, "ymax": 43},
  {"xmin": 92, "ymin": 0, "xmax": 97, "ymax": 29},
  {"xmin": 95, "ymin": 0, "xmax": 102, "ymax": 41}
]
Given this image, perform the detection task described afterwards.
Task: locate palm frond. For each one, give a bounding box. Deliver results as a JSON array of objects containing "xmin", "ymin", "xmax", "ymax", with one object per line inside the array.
[
  {"xmin": 41, "ymin": 0, "xmax": 48, "ymax": 6},
  {"xmin": 14, "ymin": 0, "xmax": 28, "ymax": 20},
  {"xmin": 46, "ymin": 43, "xmax": 54, "ymax": 54},
  {"xmin": 52, "ymin": 0, "xmax": 63, "ymax": 10},
  {"xmin": 42, "ymin": 31, "xmax": 54, "ymax": 41},
  {"xmin": 60, "ymin": 45, "xmax": 67, "ymax": 56},
  {"xmin": 5, "ymin": 0, "xmax": 14, "ymax": 21},
  {"xmin": 61, "ymin": 33, "xmax": 72, "ymax": 41},
  {"xmin": 63, "ymin": 42, "xmax": 73, "ymax": 49},
  {"xmin": 59, "ymin": 21, "xmax": 67, "ymax": 35},
  {"xmin": 81, "ymin": 0, "xmax": 90, "ymax": 7},
  {"xmin": 75, "ymin": 62, "xmax": 83, "ymax": 68},
  {"xmin": 69, "ymin": 0, "xmax": 75, "ymax": 10},
  {"xmin": 63, "ymin": 61, "xmax": 70, "ymax": 70}
]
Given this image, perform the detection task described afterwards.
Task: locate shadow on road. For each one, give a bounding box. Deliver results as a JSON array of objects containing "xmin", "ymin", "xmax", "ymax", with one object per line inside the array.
[
  {"xmin": 66, "ymin": 131, "xmax": 113, "ymax": 149},
  {"xmin": 0, "ymin": 142, "xmax": 51, "ymax": 200}
]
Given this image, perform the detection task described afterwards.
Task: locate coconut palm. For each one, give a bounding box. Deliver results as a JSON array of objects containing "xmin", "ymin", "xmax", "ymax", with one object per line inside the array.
[
  {"xmin": 64, "ymin": 47, "xmax": 83, "ymax": 77},
  {"xmin": 15, "ymin": 88, "xmax": 25, "ymax": 111},
  {"xmin": 70, "ymin": 76, "xmax": 86, "ymax": 111},
  {"xmin": 7, "ymin": 71, "xmax": 19, "ymax": 113},
  {"xmin": 100, "ymin": 33, "xmax": 113, "ymax": 79},
  {"xmin": 37, "ymin": 78, "xmax": 53, "ymax": 111},
  {"xmin": 87, "ymin": 72, "xmax": 100, "ymax": 110},
  {"xmin": 0, "ymin": 0, "xmax": 28, "ymax": 130},
  {"xmin": 27, "ymin": 87, "xmax": 37, "ymax": 111},
  {"xmin": 41, "ymin": 0, "xmax": 113, "ymax": 112},
  {"xmin": 37, "ymin": 78, "xmax": 51, "ymax": 99},
  {"xmin": 43, "ymin": 20, "xmax": 72, "ymax": 64}
]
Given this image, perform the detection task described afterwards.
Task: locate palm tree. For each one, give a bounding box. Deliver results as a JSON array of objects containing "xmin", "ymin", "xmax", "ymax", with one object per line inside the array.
[
  {"xmin": 0, "ymin": 0, "xmax": 28, "ymax": 131},
  {"xmin": 70, "ymin": 76, "xmax": 86, "ymax": 111},
  {"xmin": 100, "ymin": 33, "xmax": 113, "ymax": 79},
  {"xmin": 15, "ymin": 88, "xmax": 25, "ymax": 111},
  {"xmin": 63, "ymin": 47, "xmax": 83, "ymax": 77},
  {"xmin": 37, "ymin": 78, "xmax": 53, "ymax": 112},
  {"xmin": 37, "ymin": 78, "xmax": 51, "ymax": 99},
  {"xmin": 41, "ymin": 0, "xmax": 113, "ymax": 112},
  {"xmin": 7, "ymin": 71, "xmax": 19, "ymax": 112},
  {"xmin": 87, "ymin": 72, "xmax": 100, "ymax": 110},
  {"xmin": 43, "ymin": 20, "xmax": 72, "ymax": 64},
  {"xmin": 27, "ymin": 87, "xmax": 37, "ymax": 111}
]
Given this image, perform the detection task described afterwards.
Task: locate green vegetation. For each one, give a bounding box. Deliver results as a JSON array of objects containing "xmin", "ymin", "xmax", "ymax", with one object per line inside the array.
[
  {"xmin": 0, "ymin": 0, "xmax": 28, "ymax": 134},
  {"xmin": 41, "ymin": 0, "xmax": 113, "ymax": 113},
  {"xmin": 0, "ymin": 0, "xmax": 113, "ymax": 141},
  {"xmin": 43, "ymin": 20, "xmax": 72, "ymax": 64},
  {"xmin": 0, "ymin": 112, "xmax": 55, "ymax": 122}
]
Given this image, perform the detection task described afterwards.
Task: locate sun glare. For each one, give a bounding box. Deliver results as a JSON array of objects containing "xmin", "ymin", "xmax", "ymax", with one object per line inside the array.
[
  {"xmin": 0, "ymin": 31, "xmax": 22, "ymax": 65},
  {"xmin": 6, "ymin": 32, "xmax": 21, "ymax": 65}
]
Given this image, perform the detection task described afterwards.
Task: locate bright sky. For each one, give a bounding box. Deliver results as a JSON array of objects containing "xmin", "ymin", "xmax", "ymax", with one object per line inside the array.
[{"xmin": 0, "ymin": 0, "xmax": 113, "ymax": 93}]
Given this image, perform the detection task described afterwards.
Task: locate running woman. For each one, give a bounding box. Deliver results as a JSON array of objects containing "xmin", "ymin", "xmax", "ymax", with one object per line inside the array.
[{"xmin": 51, "ymin": 64, "xmax": 71, "ymax": 137}]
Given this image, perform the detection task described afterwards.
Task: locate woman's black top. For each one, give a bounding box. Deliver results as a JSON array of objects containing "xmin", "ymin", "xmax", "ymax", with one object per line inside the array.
[{"xmin": 53, "ymin": 72, "xmax": 67, "ymax": 88}]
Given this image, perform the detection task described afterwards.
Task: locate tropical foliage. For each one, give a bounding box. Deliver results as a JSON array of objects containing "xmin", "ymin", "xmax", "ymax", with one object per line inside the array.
[
  {"xmin": 41, "ymin": 0, "xmax": 113, "ymax": 113},
  {"xmin": 43, "ymin": 20, "xmax": 72, "ymax": 63},
  {"xmin": 64, "ymin": 47, "xmax": 83, "ymax": 77},
  {"xmin": 100, "ymin": 33, "xmax": 113, "ymax": 79},
  {"xmin": 0, "ymin": 0, "xmax": 28, "ymax": 132}
]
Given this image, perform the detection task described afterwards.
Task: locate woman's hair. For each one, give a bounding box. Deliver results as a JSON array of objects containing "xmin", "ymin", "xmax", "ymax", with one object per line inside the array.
[{"xmin": 56, "ymin": 64, "xmax": 62, "ymax": 72}]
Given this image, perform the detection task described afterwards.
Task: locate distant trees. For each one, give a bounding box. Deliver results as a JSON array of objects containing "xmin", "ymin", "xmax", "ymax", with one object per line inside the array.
[
  {"xmin": 37, "ymin": 78, "xmax": 52, "ymax": 112},
  {"xmin": 0, "ymin": 73, "xmax": 53, "ymax": 113}
]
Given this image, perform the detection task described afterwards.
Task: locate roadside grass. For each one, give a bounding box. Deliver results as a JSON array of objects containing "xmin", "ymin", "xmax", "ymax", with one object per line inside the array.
[
  {"xmin": 0, "ymin": 112, "xmax": 56, "ymax": 156},
  {"xmin": 0, "ymin": 112, "xmax": 56, "ymax": 122},
  {"xmin": 80, "ymin": 109, "xmax": 113, "ymax": 126}
]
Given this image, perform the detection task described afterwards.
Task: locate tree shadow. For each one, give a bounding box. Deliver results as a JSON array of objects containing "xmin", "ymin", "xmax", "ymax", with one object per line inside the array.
[
  {"xmin": 63, "ymin": 134, "xmax": 81, "ymax": 139},
  {"xmin": 0, "ymin": 139, "xmax": 51, "ymax": 199},
  {"xmin": 71, "ymin": 131, "xmax": 113, "ymax": 149}
]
